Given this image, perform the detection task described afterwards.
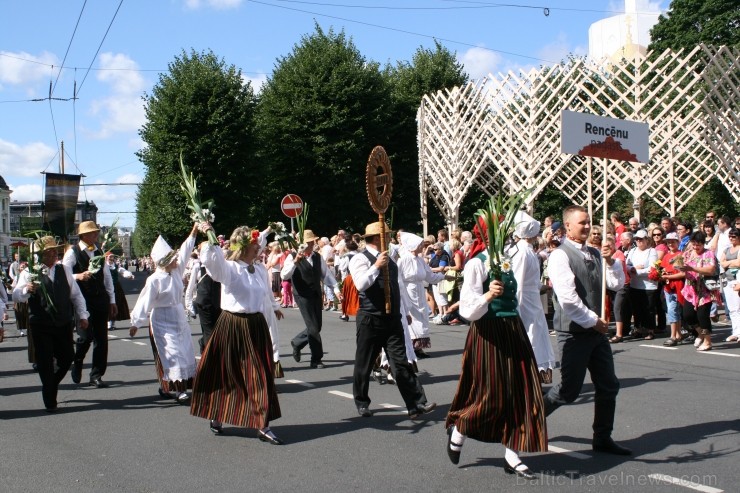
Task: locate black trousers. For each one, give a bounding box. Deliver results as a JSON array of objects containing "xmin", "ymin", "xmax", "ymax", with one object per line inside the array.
[
  {"xmin": 291, "ymin": 294, "xmax": 324, "ymax": 364},
  {"xmin": 543, "ymin": 331, "xmax": 620, "ymax": 439},
  {"xmin": 353, "ymin": 312, "xmax": 428, "ymax": 412},
  {"xmin": 31, "ymin": 323, "xmax": 74, "ymax": 409},
  {"xmin": 74, "ymin": 305, "xmax": 109, "ymax": 380},
  {"xmin": 629, "ymin": 287, "xmax": 657, "ymax": 332},
  {"xmin": 195, "ymin": 303, "xmax": 222, "ymax": 354}
]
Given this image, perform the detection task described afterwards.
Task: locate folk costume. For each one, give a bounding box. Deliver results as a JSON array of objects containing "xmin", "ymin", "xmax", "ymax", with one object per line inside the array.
[
  {"xmin": 14, "ymin": 237, "xmax": 89, "ymax": 411},
  {"xmin": 131, "ymin": 234, "xmax": 197, "ymax": 402},
  {"xmin": 445, "ymin": 224, "xmax": 548, "ymax": 474},
  {"xmin": 106, "ymin": 255, "xmax": 133, "ymax": 330},
  {"xmin": 509, "ymin": 211, "xmax": 557, "ymax": 382},
  {"xmin": 190, "ymin": 230, "xmax": 282, "ymax": 440},
  {"xmin": 185, "ymin": 255, "xmax": 222, "ymax": 354}
]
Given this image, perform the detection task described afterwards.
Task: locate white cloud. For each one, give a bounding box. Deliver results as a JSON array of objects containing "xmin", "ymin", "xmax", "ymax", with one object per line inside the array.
[
  {"xmin": 458, "ymin": 46, "xmax": 503, "ymax": 81},
  {"xmin": 0, "ymin": 51, "xmax": 57, "ymax": 86},
  {"xmin": 184, "ymin": 0, "xmax": 243, "ymax": 10},
  {"xmin": 242, "ymin": 73, "xmax": 267, "ymax": 94},
  {"xmin": 88, "ymin": 53, "xmax": 147, "ymax": 139},
  {"xmin": 115, "ymin": 173, "xmax": 142, "ymax": 184},
  {"xmin": 8, "ymin": 183, "xmax": 43, "ymax": 202},
  {"xmin": 538, "ymin": 33, "xmax": 587, "ymax": 65},
  {"xmin": 0, "ymin": 139, "xmax": 57, "ymax": 177}
]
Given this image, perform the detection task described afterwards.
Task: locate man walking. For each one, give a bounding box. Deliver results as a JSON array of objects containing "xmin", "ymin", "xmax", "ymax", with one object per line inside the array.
[
  {"xmin": 544, "ymin": 205, "xmax": 631, "ymax": 455},
  {"xmin": 63, "ymin": 221, "xmax": 117, "ymax": 388},
  {"xmin": 349, "ymin": 221, "xmax": 436, "ymax": 419}
]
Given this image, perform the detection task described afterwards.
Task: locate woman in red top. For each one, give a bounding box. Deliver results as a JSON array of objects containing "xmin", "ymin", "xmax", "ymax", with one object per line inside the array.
[{"xmin": 661, "ymin": 233, "xmax": 685, "ymax": 346}]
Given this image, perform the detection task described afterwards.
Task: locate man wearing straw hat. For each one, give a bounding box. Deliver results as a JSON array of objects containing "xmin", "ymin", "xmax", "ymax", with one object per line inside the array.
[
  {"xmin": 63, "ymin": 221, "xmax": 117, "ymax": 388},
  {"xmin": 349, "ymin": 221, "xmax": 436, "ymax": 419},
  {"xmin": 14, "ymin": 236, "xmax": 89, "ymax": 412},
  {"xmin": 281, "ymin": 229, "xmax": 340, "ymax": 369}
]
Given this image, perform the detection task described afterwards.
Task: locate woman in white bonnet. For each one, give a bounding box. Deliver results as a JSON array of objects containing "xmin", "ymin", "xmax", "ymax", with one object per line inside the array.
[{"xmin": 509, "ymin": 211, "xmax": 557, "ymax": 383}]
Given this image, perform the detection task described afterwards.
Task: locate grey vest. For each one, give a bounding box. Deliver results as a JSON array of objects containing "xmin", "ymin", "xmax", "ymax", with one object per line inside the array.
[{"xmin": 553, "ymin": 241, "xmax": 602, "ymax": 333}]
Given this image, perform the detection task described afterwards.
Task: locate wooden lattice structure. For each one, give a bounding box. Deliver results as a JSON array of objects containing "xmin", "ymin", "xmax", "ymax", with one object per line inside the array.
[{"xmin": 417, "ymin": 44, "xmax": 739, "ymax": 231}]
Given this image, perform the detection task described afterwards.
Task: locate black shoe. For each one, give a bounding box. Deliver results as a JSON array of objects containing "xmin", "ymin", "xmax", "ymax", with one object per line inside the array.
[
  {"xmin": 504, "ymin": 462, "xmax": 536, "ymax": 479},
  {"xmin": 45, "ymin": 406, "xmax": 59, "ymax": 413},
  {"xmin": 71, "ymin": 361, "xmax": 82, "ymax": 384},
  {"xmin": 446, "ymin": 427, "xmax": 461, "ymax": 465},
  {"xmin": 158, "ymin": 387, "xmax": 173, "ymax": 399},
  {"xmin": 592, "ymin": 437, "xmax": 632, "ymax": 455},
  {"xmin": 358, "ymin": 406, "xmax": 373, "ymax": 417},
  {"xmin": 258, "ymin": 430, "xmax": 284, "ymax": 445},
  {"xmin": 291, "ymin": 343, "xmax": 301, "ymax": 363},
  {"xmin": 310, "ymin": 361, "xmax": 325, "ymax": 369},
  {"xmin": 209, "ymin": 420, "xmax": 224, "ymax": 435},
  {"xmin": 415, "ymin": 349, "xmax": 430, "ymax": 359},
  {"xmin": 408, "ymin": 402, "xmax": 437, "ymax": 419},
  {"xmin": 89, "ymin": 378, "xmax": 109, "ymax": 388},
  {"xmin": 176, "ymin": 392, "xmax": 190, "ymax": 404},
  {"xmin": 371, "ymin": 369, "xmax": 385, "ymax": 384},
  {"xmin": 339, "ymin": 315, "xmax": 349, "ymax": 321}
]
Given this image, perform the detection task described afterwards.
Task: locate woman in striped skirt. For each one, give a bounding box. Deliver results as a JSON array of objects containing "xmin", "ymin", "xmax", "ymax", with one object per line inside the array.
[
  {"xmin": 445, "ymin": 230, "xmax": 547, "ymax": 478},
  {"xmin": 190, "ymin": 224, "xmax": 284, "ymax": 445}
]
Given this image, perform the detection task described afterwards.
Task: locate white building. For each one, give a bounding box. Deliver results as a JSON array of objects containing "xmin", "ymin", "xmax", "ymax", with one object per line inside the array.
[
  {"xmin": 0, "ymin": 176, "xmax": 11, "ymax": 262},
  {"xmin": 588, "ymin": 0, "xmax": 662, "ymax": 62}
]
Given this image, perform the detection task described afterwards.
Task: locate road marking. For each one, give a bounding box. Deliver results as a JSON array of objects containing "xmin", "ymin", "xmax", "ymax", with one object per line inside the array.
[
  {"xmin": 107, "ymin": 334, "xmax": 118, "ymax": 339},
  {"xmin": 132, "ymin": 342, "xmax": 147, "ymax": 346},
  {"xmin": 648, "ymin": 474, "xmax": 724, "ymax": 492},
  {"xmin": 328, "ymin": 390, "xmax": 354, "ymax": 399},
  {"xmin": 698, "ymin": 351, "xmax": 740, "ymax": 358},
  {"xmin": 547, "ymin": 445, "xmax": 589, "ymax": 460},
  {"xmin": 285, "ymin": 379, "xmax": 315, "ymax": 388},
  {"xmin": 639, "ymin": 344, "xmax": 677, "ymax": 350},
  {"xmin": 119, "ymin": 338, "xmax": 131, "ymax": 342}
]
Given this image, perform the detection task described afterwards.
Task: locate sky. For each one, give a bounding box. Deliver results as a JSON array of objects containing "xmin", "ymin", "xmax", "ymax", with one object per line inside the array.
[{"xmin": 0, "ymin": 0, "xmax": 668, "ymax": 229}]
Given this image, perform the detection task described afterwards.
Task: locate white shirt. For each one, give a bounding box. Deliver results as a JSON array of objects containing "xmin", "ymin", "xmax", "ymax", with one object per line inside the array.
[
  {"xmin": 201, "ymin": 243, "xmax": 278, "ymax": 314},
  {"xmin": 13, "ymin": 262, "xmax": 89, "ymax": 321},
  {"xmin": 280, "ymin": 250, "xmax": 339, "ymax": 292},
  {"xmin": 458, "ymin": 253, "xmax": 493, "ymax": 322},
  {"xmin": 348, "ymin": 245, "xmax": 411, "ymax": 315},
  {"xmin": 61, "ymin": 240, "xmax": 115, "ymax": 304},
  {"xmin": 547, "ymin": 239, "xmax": 624, "ymax": 329},
  {"xmin": 625, "ymin": 247, "xmax": 658, "ymax": 290},
  {"xmin": 717, "ymin": 230, "xmax": 731, "ymax": 273}
]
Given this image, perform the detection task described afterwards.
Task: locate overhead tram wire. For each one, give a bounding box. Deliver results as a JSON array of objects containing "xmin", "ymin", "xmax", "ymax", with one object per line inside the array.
[
  {"xmin": 76, "ymin": 0, "xmax": 124, "ymax": 96},
  {"xmin": 51, "ymin": 0, "xmax": 87, "ymax": 97}
]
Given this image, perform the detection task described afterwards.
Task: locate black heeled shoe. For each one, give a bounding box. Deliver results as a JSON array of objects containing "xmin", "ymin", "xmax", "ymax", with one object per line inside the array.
[
  {"xmin": 258, "ymin": 429, "xmax": 284, "ymax": 445},
  {"xmin": 446, "ymin": 427, "xmax": 461, "ymax": 465},
  {"xmin": 504, "ymin": 462, "xmax": 536, "ymax": 479},
  {"xmin": 209, "ymin": 420, "xmax": 224, "ymax": 435}
]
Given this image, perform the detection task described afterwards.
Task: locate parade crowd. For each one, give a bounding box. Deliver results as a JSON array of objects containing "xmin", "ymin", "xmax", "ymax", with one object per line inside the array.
[{"xmin": 4, "ymin": 206, "xmax": 740, "ymax": 478}]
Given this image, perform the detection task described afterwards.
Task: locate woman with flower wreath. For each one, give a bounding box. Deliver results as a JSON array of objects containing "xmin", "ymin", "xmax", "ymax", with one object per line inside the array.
[
  {"xmin": 190, "ymin": 223, "xmax": 285, "ymax": 445},
  {"xmin": 445, "ymin": 200, "xmax": 547, "ymax": 478}
]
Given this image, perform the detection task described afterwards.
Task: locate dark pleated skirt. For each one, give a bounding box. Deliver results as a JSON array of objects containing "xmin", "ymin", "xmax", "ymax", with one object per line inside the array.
[
  {"xmin": 114, "ymin": 280, "xmax": 130, "ymax": 321},
  {"xmin": 190, "ymin": 311, "xmax": 281, "ymax": 428},
  {"xmin": 445, "ymin": 316, "xmax": 548, "ymax": 452},
  {"xmin": 148, "ymin": 327, "xmax": 192, "ymax": 393},
  {"xmin": 341, "ymin": 274, "xmax": 359, "ymax": 316}
]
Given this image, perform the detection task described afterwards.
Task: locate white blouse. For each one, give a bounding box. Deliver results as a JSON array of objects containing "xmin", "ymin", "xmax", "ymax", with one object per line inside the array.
[
  {"xmin": 458, "ymin": 254, "xmax": 492, "ymax": 322},
  {"xmin": 201, "ymin": 243, "xmax": 278, "ymax": 314}
]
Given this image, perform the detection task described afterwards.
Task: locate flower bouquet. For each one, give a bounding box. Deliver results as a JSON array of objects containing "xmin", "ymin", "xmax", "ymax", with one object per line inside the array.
[
  {"xmin": 179, "ymin": 154, "xmax": 219, "ymax": 245},
  {"xmin": 647, "ymin": 259, "xmax": 664, "ymax": 282},
  {"xmin": 268, "ymin": 221, "xmax": 298, "ymax": 251},
  {"xmin": 88, "ymin": 218, "xmax": 121, "ymax": 274},
  {"xmin": 26, "ymin": 233, "xmax": 58, "ymax": 313}
]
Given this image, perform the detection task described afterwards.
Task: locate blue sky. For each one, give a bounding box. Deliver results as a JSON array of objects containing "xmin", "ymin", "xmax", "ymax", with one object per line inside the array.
[{"xmin": 0, "ymin": 0, "xmax": 667, "ymax": 228}]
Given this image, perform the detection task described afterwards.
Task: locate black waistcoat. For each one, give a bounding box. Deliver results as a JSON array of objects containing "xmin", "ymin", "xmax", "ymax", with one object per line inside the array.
[
  {"xmin": 195, "ymin": 266, "xmax": 222, "ymax": 311},
  {"xmin": 358, "ymin": 250, "xmax": 401, "ymax": 318},
  {"xmin": 28, "ymin": 264, "xmax": 74, "ymax": 328},
  {"xmin": 291, "ymin": 252, "xmax": 322, "ymax": 298},
  {"xmin": 71, "ymin": 244, "xmax": 108, "ymax": 309}
]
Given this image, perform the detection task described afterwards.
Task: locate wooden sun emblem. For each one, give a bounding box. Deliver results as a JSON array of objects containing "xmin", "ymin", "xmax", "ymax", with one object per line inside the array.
[{"xmin": 365, "ymin": 146, "xmax": 393, "ymax": 214}]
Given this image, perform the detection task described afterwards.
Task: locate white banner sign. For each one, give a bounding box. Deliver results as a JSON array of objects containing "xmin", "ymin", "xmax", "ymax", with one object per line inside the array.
[{"xmin": 561, "ymin": 110, "xmax": 649, "ymax": 164}]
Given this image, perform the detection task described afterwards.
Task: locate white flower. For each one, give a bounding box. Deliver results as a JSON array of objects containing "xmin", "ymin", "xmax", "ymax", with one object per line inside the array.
[{"xmin": 500, "ymin": 257, "xmax": 512, "ymax": 273}]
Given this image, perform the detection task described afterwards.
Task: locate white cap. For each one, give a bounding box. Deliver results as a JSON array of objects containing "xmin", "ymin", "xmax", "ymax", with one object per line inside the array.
[
  {"xmin": 400, "ymin": 232, "xmax": 424, "ymax": 252},
  {"xmin": 634, "ymin": 229, "xmax": 648, "ymax": 239},
  {"xmin": 514, "ymin": 210, "xmax": 541, "ymax": 239},
  {"xmin": 151, "ymin": 236, "xmax": 176, "ymax": 267}
]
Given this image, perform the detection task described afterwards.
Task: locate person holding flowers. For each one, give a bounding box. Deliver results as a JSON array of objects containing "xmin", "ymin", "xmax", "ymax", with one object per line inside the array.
[
  {"xmin": 543, "ymin": 205, "xmax": 630, "ymax": 456},
  {"xmin": 444, "ymin": 195, "xmax": 547, "ymax": 478},
  {"xmin": 14, "ymin": 236, "xmax": 89, "ymax": 411},
  {"xmin": 129, "ymin": 226, "xmax": 199, "ymax": 403},
  {"xmin": 660, "ymin": 232, "xmax": 685, "ymax": 346}
]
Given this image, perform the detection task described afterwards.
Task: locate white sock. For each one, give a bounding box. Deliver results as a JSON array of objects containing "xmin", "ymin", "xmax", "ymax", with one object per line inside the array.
[
  {"xmin": 505, "ymin": 447, "xmax": 527, "ymax": 471},
  {"xmin": 450, "ymin": 426, "xmax": 466, "ymax": 451},
  {"xmin": 260, "ymin": 427, "xmax": 277, "ymax": 439}
]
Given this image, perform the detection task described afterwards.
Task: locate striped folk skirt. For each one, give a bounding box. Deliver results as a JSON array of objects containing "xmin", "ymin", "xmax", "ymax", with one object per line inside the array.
[
  {"xmin": 445, "ymin": 316, "xmax": 548, "ymax": 452},
  {"xmin": 190, "ymin": 311, "xmax": 281, "ymax": 428}
]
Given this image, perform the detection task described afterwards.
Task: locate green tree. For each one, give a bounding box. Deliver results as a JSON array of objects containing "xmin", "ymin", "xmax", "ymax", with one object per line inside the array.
[
  {"xmin": 255, "ymin": 25, "xmax": 390, "ymax": 235},
  {"xmin": 134, "ymin": 50, "xmax": 257, "ymax": 253},
  {"xmin": 384, "ymin": 41, "xmax": 469, "ymax": 230},
  {"xmin": 649, "ymin": 0, "xmax": 740, "ymax": 52}
]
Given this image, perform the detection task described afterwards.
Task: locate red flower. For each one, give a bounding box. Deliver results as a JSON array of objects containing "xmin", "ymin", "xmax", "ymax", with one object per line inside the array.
[
  {"xmin": 251, "ymin": 230, "xmax": 260, "ymax": 244},
  {"xmin": 647, "ymin": 267, "xmax": 660, "ymax": 282}
]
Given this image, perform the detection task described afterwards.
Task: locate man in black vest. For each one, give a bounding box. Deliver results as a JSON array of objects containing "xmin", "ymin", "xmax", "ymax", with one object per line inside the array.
[
  {"xmin": 63, "ymin": 221, "xmax": 117, "ymax": 388},
  {"xmin": 189, "ymin": 243, "xmax": 222, "ymax": 353},
  {"xmin": 349, "ymin": 221, "xmax": 436, "ymax": 419},
  {"xmin": 544, "ymin": 205, "xmax": 631, "ymax": 455},
  {"xmin": 281, "ymin": 229, "xmax": 340, "ymax": 368},
  {"xmin": 14, "ymin": 237, "xmax": 89, "ymax": 411}
]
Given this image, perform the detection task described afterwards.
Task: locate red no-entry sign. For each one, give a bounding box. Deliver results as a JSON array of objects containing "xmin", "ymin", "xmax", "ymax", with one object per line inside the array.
[{"xmin": 281, "ymin": 194, "xmax": 303, "ymax": 218}]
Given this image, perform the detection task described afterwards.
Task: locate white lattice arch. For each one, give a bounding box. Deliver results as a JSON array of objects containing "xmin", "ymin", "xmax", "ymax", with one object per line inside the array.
[{"xmin": 417, "ymin": 45, "xmax": 739, "ymax": 232}]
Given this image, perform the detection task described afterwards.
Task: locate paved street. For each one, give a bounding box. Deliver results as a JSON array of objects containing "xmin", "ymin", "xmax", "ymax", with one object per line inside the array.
[{"xmin": 1, "ymin": 271, "xmax": 739, "ymax": 493}]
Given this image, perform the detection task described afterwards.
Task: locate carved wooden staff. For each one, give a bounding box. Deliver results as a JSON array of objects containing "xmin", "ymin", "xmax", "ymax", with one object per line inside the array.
[{"xmin": 365, "ymin": 146, "xmax": 393, "ymax": 314}]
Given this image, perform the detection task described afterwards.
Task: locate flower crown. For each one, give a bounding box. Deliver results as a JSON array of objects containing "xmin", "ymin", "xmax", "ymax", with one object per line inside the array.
[{"xmin": 228, "ymin": 228, "xmax": 260, "ymax": 251}]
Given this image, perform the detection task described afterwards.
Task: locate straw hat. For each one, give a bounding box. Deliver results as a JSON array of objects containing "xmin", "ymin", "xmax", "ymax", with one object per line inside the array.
[
  {"xmin": 33, "ymin": 236, "xmax": 64, "ymax": 253},
  {"xmin": 362, "ymin": 221, "xmax": 393, "ymax": 238},
  {"xmin": 78, "ymin": 221, "xmax": 100, "ymax": 235},
  {"xmin": 302, "ymin": 229, "xmax": 319, "ymax": 243}
]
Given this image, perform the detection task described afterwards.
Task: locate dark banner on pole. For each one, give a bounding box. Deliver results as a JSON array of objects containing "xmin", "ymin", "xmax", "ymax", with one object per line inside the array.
[{"xmin": 43, "ymin": 173, "xmax": 81, "ymax": 239}]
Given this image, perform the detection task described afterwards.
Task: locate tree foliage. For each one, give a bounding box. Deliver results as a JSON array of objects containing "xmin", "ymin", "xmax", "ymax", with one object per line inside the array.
[
  {"xmin": 255, "ymin": 25, "xmax": 390, "ymax": 235},
  {"xmin": 649, "ymin": 0, "xmax": 740, "ymax": 52},
  {"xmin": 134, "ymin": 50, "xmax": 257, "ymax": 253}
]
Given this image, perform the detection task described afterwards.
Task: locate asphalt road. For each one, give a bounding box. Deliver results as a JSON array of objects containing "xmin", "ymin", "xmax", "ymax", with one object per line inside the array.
[{"xmin": 1, "ymin": 271, "xmax": 739, "ymax": 493}]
